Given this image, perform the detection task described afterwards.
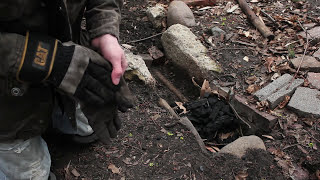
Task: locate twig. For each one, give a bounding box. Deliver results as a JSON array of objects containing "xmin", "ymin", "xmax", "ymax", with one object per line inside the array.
[
  {"xmin": 158, "ymin": 98, "xmax": 209, "ymax": 154},
  {"xmin": 127, "ymin": 32, "xmax": 163, "ymax": 43},
  {"xmin": 286, "ymin": 20, "xmax": 310, "ymax": 90},
  {"xmin": 154, "ymin": 69, "xmax": 189, "ymax": 102},
  {"xmin": 228, "ymin": 102, "xmax": 252, "ymax": 128},
  {"xmin": 307, "ymin": 131, "xmax": 320, "ymax": 144},
  {"xmin": 261, "ymin": 10, "xmax": 276, "ymax": 24}
]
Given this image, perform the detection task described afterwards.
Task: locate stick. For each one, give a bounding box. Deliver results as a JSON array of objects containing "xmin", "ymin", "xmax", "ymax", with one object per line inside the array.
[
  {"xmin": 286, "ymin": 20, "xmax": 309, "ymax": 90},
  {"xmin": 158, "ymin": 98, "xmax": 209, "ymax": 154},
  {"xmin": 228, "ymin": 102, "xmax": 252, "ymax": 128},
  {"xmin": 127, "ymin": 32, "xmax": 163, "ymax": 43},
  {"xmin": 154, "ymin": 69, "xmax": 189, "ymax": 102},
  {"xmin": 237, "ymin": 0, "xmax": 274, "ymax": 40}
]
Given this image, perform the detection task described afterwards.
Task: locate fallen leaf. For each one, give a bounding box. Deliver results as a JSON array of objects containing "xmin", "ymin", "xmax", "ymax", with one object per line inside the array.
[
  {"xmin": 175, "ymin": 102, "xmax": 187, "ymax": 114},
  {"xmin": 71, "ymin": 169, "xmax": 80, "ymax": 177},
  {"xmin": 206, "ymin": 146, "xmax": 217, "ymax": 153},
  {"xmin": 262, "ymin": 135, "xmax": 275, "ymax": 140},
  {"xmin": 245, "ymin": 76, "xmax": 257, "ymax": 85},
  {"xmin": 108, "ymin": 164, "xmax": 120, "ymax": 174},
  {"xmin": 246, "ymin": 84, "xmax": 259, "ymax": 94},
  {"xmin": 200, "ymin": 79, "xmax": 211, "ymax": 98},
  {"xmin": 278, "ymin": 96, "xmax": 290, "ymax": 109},
  {"xmin": 316, "ymin": 170, "xmax": 320, "ymax": 180},
  {"xmin": 220, "ymin": 132, "xmax": 234, "ymax": 141},
  {"xmin": 243, "ymin": 56, "xmax": 249, "ymax": 62},
  {"xmin": 265, "ymin": 57, "xmax": 276, "ymax": 72}
]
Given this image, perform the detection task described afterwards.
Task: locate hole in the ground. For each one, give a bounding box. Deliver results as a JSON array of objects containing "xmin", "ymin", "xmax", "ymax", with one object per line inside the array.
[{"xmin": 152, "ymin": 62, "xmax": 250, "ymax": 148}]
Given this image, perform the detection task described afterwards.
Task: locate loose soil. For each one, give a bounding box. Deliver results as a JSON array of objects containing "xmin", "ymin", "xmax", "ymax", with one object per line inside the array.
[{"xmin": 49, "ymin": 0, "xmax": 320, "ymax": 179}]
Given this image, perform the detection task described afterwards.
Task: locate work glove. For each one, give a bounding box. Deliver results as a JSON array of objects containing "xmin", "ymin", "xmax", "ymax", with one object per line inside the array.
[
  {"xmin": 16, "ymin": 32, "xmax": 134, "ymax": 143},
  {"xmin": 16, "ymin": 32, "xmax": 131, "ymax": 108}
]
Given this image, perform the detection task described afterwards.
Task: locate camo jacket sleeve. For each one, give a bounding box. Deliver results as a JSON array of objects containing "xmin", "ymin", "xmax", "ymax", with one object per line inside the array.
[{"xmin": 85, "ymin": 0, "xmax": 123, "ymax": 40}]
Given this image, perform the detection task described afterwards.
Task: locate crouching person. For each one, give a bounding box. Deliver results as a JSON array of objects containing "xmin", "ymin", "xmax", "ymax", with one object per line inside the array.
[{"xmin": 0, "ymin": 0, "xmax": 133, "ymax": 179}]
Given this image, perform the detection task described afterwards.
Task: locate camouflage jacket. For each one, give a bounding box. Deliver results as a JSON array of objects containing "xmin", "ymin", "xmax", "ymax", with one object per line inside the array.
[{"xmin": 0, "ymin": 0, "xmax": 123, "ymax": 141}]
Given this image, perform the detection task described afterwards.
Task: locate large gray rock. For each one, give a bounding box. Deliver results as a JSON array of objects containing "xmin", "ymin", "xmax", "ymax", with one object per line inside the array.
[
  {"xmin": 167, "ymin": 1, "xmax": 196, "ymax": 27},
  {"xmin": 308, "ymin": 72, "xmax": 320, "ymax": 90},
  {"xmin": 125, "ymin": 50, "xmax": 156, "ymax": 86},
  {"xmin": 291, "ymin": 56, "xmax": 320, "ymax": 72},
  {"xmin": 313, "ymin": 48, "xmax": 320, "ymax": 59},
  {"xmin": 146, "ymin": 4, "xmax": 167, "ymax": 28},
  {"xmin": 219, "ymin": 135, "xmax": 266, "ymax": 158},
  {"xmin": 288, "ymin": 87, "xmax": 320, "ymax": 117},
  {"xmin": 161, "ymin": 24, "xmax": 222, "ymax": 81}
]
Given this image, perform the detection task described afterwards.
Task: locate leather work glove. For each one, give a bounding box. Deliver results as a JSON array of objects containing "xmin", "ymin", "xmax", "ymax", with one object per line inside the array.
[{"xmin": 16, "ymin": 32, "xmax": 134, "ymax": 143}]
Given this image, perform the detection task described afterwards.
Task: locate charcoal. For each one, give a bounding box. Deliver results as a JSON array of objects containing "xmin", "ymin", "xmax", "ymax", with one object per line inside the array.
[
  {"xmin": 208, "ymin": 96, "xmax": 218, "ymax": 106},
  {"xmin": 183, "ymin": 95, "xmax": 240, "ymax": 143},
  {"xmin": 184, "ymin": 99, "xmax": 208, "ymax": 110}
]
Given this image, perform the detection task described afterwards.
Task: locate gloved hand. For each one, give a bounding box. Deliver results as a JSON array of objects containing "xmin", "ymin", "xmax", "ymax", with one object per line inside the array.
[
  {"xmin": 81, "ymin": 103, "xmax": 121, "ymax": 144},
  {"xmin": 16, "ymin": 32, "xmax": 134, "ymax": 143},
  {"xmin": 16, "ymin": 32, "xmax": 131, "ymax": 109}
]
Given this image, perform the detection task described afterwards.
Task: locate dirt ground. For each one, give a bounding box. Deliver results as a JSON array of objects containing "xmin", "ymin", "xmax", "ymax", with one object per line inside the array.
[{"xmin": 50, "ymin": 0, "xmax": 320, "ymax": 179}]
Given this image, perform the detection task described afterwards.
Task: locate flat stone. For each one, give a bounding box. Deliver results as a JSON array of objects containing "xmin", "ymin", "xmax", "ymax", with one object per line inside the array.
[
  {"xmin": 254, "ymin": 74, "xmax": 292, "ymax": 101},
  {"xmin": 229, "ymin": 95, "xmax": 278, "ymax": 133},
  {"xmin": 146, "ymin": 4, "xmax": 167, "ymax": 28},
  {"xmin": 161, "ymin": 24, "xmax": 222, "ymax": 82},
  {"xmin": 308, "ymin": 73, "xmax": 320, "ymax": 90},
  {"xmin": 211, "ymin": 27, "xmax": 226, "ymax": 37},
  {"xmin": 288, "ymin": 87, "xmax": 320, "ymax": 117},
  {"xmin": 267, "ymin": 78, "xmax": 304, "ymax": 109},
  {"xmin": 313, "ymin": 48, "xmax": 320, "ymax": 59},
  {"xmin": 298, "ymin": 26, "xmax": 320, "ymax": 43},
  {"xmin": 219, "ymin": 135, "xmax": 266, "ymax": 158},
  {"xmin": 291, "ymin": 56, "xmax": 320, "ymax": 72},
  {"xmin": 125, "ymin": 50, "xmax": 156, "ymax": 86},
  {"xmin": 167, "ymin": 1, "xmax": 196, "ymax": 27}
]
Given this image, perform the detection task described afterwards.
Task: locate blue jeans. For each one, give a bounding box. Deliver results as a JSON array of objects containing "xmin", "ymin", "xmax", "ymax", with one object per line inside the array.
[{"xmin": 0, "ymin": 103, "xmax": 93, "ymax": 180}]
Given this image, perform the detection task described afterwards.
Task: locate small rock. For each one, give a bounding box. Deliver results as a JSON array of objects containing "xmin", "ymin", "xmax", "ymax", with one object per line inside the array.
[
  {"xmin": 298, "ymin": 26, "xmax": 320, "ymax": 44},
  {"xmin": 125, "ymin": 50, "xmax": 156, "ymax": 86},
  {"xmin": 288, "ymin": 87, "xmax": 320, "ymax": 117},
  {"xmin": 313, "ymin": 48, "xmax": 320, "ymax": 59},
  {"xmin": 167, "ymin": 1, "xmax": 196, "ymax": 27},
  {"xmin": 291, "ymin": 55, "xmax": 320, "ymax": 73},
  {"xmin": 308, "ymin": 72, "xmax": 320, "ymax": 90},
  {"xmin": 161, "ymin": 24, "xmax": 222, "ymax": 81},
  {"xmin": 219, "ymin": 135, "xmax": 266, "ymax": 158},
  {"xmin": 146, "ymin": 4, "xmax": 167, "ymax": 28},
  {"xmin": 210, "ymin": 27, "xmax": 226, "ymax": 37}
]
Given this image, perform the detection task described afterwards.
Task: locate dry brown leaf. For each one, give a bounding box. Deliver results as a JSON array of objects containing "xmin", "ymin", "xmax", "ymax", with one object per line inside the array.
[
  {"xmin": 108, "ymin": 164, "xmax": 120, "ymax": 174},
  {"xmin": 246, "ymin": 84, "xmax": 259, "ymax": 94},
  {"xmin": 278, "ymin": 96, "xmax": 290, "ymax": 109},
  {"xmin": 71, "ymin": 169, "xmax": 80, "ymax": 177},
  {"xmin": 220, "ymin": 132, "xmax": 234, "ymax": 141},
  {"xmin": 256, "ymin": 100, "xmax": 269, "ymax": 111},
  {"xmin": 262, "ymin": 135, "xmax": 275, "ymax": 140},
  {"xmin": 206, "ymin": 146, "xmax": 217, "ymax": 153},
  {"xmin": 200, "ymin": 79, "xmax": 211, "ymax": 98},
  {"xmin": 175, "ymin": 102, "xmax": 187, "ymax": 114},
  {"xmin": 245, "ymin": 76, "xmax": 257, "ymax": 85},
  {"xmin": 265, "ymin": 57, "xmax": 276, "ymax": 73},
  {"xmin": 316, "ymin": 169, "xmax": 320, "ymax": 180}
]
